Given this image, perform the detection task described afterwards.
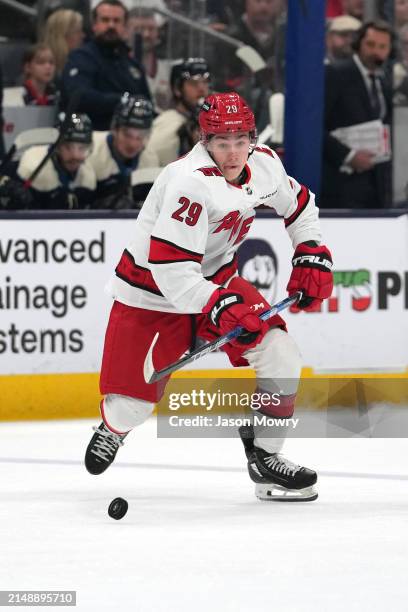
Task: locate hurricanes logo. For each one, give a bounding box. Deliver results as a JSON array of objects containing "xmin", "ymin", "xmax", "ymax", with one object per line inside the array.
[{"xmin": 213, "ymin": 211, "xmax": 255, "ymax": 246}]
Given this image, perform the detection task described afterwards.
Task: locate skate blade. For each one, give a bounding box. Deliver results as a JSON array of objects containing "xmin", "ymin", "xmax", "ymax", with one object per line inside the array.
[{"xmin": 255, "ymin": 483, "xmax": 318, "ymax": 502}]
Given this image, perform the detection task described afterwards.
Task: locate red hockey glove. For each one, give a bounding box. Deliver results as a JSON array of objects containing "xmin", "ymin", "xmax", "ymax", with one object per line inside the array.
[
  {"xmin": 202, "ymin": 288, "xmax": 269, "ymax": 349},
  {"xmin": 287, "ymin": 243, "xmax": 333, "ymax": 311}
]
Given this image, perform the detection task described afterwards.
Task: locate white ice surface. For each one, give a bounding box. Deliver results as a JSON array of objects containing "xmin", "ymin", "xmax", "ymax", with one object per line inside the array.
[{"xmin": 1, "ymin": 418, "xmax": 408, "ymax": 612}]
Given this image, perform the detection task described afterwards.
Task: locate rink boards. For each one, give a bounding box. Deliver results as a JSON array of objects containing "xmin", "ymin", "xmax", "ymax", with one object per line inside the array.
[{"xmin": 0, "ymin": 211, "xmax": 407, "ymax": 420}]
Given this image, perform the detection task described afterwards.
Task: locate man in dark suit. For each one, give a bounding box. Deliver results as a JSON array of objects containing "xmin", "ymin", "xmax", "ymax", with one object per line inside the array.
[
  {"xmin": 321, "ymin": 20, "xmax": 393, "ymax": 208},
  {"xmin": 61, "ymin": 0, "xmax": 151, "ymax": 131}
]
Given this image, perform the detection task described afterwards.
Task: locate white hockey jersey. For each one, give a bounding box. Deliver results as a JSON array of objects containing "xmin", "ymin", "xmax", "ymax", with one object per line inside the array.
[
  {"xmin": 17, "ymin": 145, "xmax": 96, "ymax": 209},
  {"xmin": 144, "ymin": 109, "xmax": 187, "ymax": 167},
  {"xmin": 89, "ymin": 131, "xmax": 159, "ymax": 183},
  {"xmin": 108, "ymin": 142, "xmax": 322, "ymax": 314}
]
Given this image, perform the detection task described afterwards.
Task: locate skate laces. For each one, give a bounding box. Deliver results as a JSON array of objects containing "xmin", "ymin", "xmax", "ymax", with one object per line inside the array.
[
  {"xmin": 90, "ymin": 425, "xmax": 125, "ymax": 461},
  {"xmin": 263, "ymin": 454, "xmax": 301, "ymax": 477}
]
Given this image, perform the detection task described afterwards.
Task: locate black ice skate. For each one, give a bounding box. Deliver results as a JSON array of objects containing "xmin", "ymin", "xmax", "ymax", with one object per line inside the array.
[
  {"xmin": 85, "ymin": 422, "xmax": 128, "ymax": 475},
  {"xmin": 238, "ymin": 425, "xmax": 318, "ymax": 502}
]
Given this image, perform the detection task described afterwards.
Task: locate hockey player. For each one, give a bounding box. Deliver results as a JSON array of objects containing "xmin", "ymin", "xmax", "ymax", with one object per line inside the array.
[
  {"xmin": 89, "ymin": 94, "xmax": 158, "ymax": 209},
  {"xmin": 85, "ymin": 92, "xmax": 334, "ymax": 501},
  {"xmin": 144, "ymin": 57, "xmax": 211, "ymax": 166},
  {"xmin": 16, "ymin": 113, "xmax": 96, "ymax": 209}
]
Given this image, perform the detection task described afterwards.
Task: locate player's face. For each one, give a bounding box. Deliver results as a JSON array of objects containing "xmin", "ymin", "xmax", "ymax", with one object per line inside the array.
[
  {"xmin": 207, "ymin": 132, "xmax": 251, "ymax": 183},
  {"xmin": 58, "ymin": 142, "xmax": 90, "ymax": 173},
  {"xmin": 113, "ymin": 127, "xmax": 148, "ymax": 159},
  {"xmin": 359, "ymin": 28, "xmax": 392, "ymax": 70}
]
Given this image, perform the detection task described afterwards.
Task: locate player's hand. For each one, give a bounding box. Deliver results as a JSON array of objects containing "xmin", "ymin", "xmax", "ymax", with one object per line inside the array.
[
  {"xmin": 0, "ymin": 175, "xmax": 32, "ymax": 210},
  {"xmin": 202, "ymin": 288, "xmax": 269, "ymax": 348},
  {"xmin": 287, "ymin": 243, "xmax": 333, "ymax": 311},
  {"xmin": 349, "ymin": 150, "xmax": 376, "ymax": 173}
]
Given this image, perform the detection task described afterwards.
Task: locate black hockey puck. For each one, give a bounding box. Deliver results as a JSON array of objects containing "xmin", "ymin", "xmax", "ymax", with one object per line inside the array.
[{"xmin": 108, "ymin": 497, "xmax": 128, "ymax": 520}]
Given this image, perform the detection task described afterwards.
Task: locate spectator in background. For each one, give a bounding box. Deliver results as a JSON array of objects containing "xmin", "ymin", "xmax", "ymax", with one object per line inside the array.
[
  {"xmin": 341, "ymin": 0, "xmax": 364, "ymax": 20},
  {"xmin": 166, "ymin": 0, "xmax": 183, "ymax": 9},
  {"xmin": 326, "ymin": 15, "xmax": 362, "ymax": 64},
  {"xmin": 16, "ymin": 113, "xmax": 96, "ymax": 209},
  {"xmin": 43, "ymin": 9, "xmax": 85, "ymax": 79},
  {"xmin": 89, "ymin": 94, "xmax": 158, "ymax": 209},
  {"xmin": 127, "ymin": 8, "xmax": 173, "ymax": 111},
  {"xmin": 36, "ymin": 0, "xmax": 91, "ymax": 40},
  {"xmin": 321, "ymin": 20, "xmax": 393, "ymax": 208},
  {"xmin": 394, "ymin": 23, "xmax": 408, "ymax": 104},
  {"xmin": 144, "ymin": 57, "xmax": 210, "ymax": 166},
  {"xmin": 0, "ymin": 65, "xmax": 5, "ymax": 160},
  {"xmin": 213, "ymin": 0, "xmax": 286, "ymax": 117},
  {"xmin": 22, "ymin": 44, "xmax": 58, "ymax": 106},
  {"xmin": 61, "ymin": 0, "xmax": 151, "ymax": 130},
  {"xmin": 206, "ymin": 0, "xmax": 246, "ymax": 31},
  {"xmin": 326, "ymin": 0, "xmax": 345, "ymax": 18},
  {"xmin": 395, "ymin": 0, "xmax": 408, "ymax": 32},
  {"xmin": 165, "ymin": 0, "xmax": 244, "ymax": 25},
  {"xmin": 205, "ymin": 0, "xmax": 229, "ymax": 32},
  {"xmin": 130, "ymin": 0, "xmax": 167, "ymax": 23}
]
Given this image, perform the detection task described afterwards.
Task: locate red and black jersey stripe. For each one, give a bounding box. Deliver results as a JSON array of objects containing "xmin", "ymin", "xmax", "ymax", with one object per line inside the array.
[
  {"xmin": 116, "ymin": 251, "xmax": 237, "ymax": 297},
  {"xmin": 284, "ymin": 185, "xmax": 310, "ymax": 228},
  {"xmin": 115, "ymin": 250, "xmax": 163, "ymax": 296},
  {"xmin": 148, "ymin": 236, "xmax": 204, "ymax": 265}
]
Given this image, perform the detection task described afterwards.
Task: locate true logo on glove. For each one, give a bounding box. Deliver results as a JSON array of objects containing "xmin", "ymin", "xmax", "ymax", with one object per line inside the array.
[
  {"xmin": 287, "ymin": 243, "xmax": 334, "ymax": 311},
  {"xmin": 210, "ymin": 294, "xmax": 240, "ymax": 325},
  {"xmin": 292, "ymin": 255, "xmax": 333, "ymax": 270}
]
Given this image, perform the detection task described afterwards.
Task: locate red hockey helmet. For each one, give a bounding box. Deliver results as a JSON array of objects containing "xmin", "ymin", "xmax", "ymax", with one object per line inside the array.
[{"xmin": 199, "ymin": 93, "xmax": 257, "ymax": 145}]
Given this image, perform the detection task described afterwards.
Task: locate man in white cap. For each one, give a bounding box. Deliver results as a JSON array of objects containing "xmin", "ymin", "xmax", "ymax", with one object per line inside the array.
[{"xmin": 326, "ymin": 15, "xmax": 361, "ymax": 64}]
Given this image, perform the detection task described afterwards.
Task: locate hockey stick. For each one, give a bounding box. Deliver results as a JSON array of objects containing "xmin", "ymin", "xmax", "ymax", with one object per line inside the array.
[
  {"xmin": 23, "ymin": 90, "xmax": 82, "ymax": 189},
  {"xmin": 143, "ymin": 291, "xmax": 302, "ymax": 384}
]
